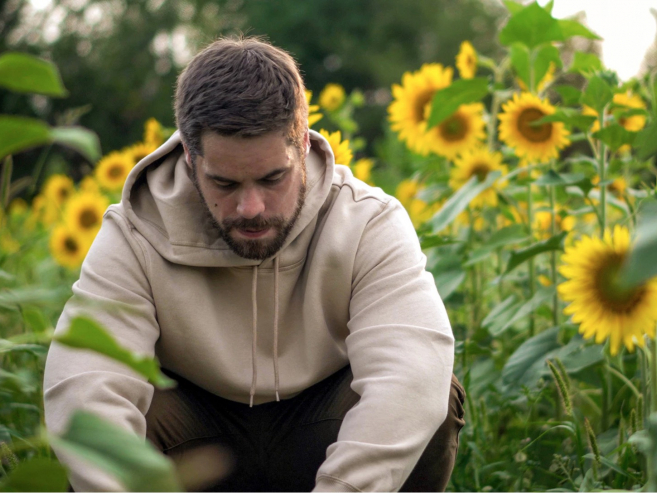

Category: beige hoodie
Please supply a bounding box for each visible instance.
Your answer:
[44,130,455,492]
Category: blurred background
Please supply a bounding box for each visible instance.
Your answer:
[1,0,656,187]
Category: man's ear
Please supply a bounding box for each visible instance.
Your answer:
[304,130,310,157]
[182,142,193,169]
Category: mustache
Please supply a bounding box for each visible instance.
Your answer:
[222,216,287,231]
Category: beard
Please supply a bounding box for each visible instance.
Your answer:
[190,162,306,261]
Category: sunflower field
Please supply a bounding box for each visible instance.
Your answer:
[3,1,657,491]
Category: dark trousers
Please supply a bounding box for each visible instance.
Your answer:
[145,366,465,492]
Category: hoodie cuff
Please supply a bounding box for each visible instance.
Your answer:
[313,476,360,492]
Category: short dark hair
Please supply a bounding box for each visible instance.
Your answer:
[175,35,308,159]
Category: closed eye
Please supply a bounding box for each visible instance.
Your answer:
[260,171,286,185]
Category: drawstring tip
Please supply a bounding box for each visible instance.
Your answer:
[249,394,254,408]
[275,391,280,402]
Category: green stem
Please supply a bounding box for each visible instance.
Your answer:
[527,184,535,336]
[497,248,504,301]
[598,110,608,237]
[487,64,505,150]
[29,144,52,196]
[651,337,657,415]
[548,160,558,327]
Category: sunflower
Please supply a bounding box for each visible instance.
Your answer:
[94,151,134,192]
[424,103,486,160]
[559,225,657,356]
[395,179,439,228]
[64,191,109,238]
[498,92,570,163]
[305,90,323,127]
[352,158,374,185]
[583,91,647,134]
[319,83,346,112]
[143,118,164,147]
[49,224,93,270]
[126,142,157,166]
[80,176,101,194]
[534,206,576,240]
[592,175,627,198]
[449,147,506,208]
[456,41,477,79]
[43,174,74,206]
[388,63,454,155]
[319,129,353,166]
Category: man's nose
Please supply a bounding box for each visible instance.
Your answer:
[236,188,266,219]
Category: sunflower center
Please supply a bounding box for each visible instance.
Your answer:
[79,209,99,229]
[517,108,552,143]
[595,255,647,312]
[439,113,468,142]
[108,165,124,178]
[414,90,435,124]
[64,237,79,254]
[58,187,70,201]
[470,163,491,181]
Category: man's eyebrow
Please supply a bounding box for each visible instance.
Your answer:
[205,167,290,182]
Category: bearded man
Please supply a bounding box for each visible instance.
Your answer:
[44,36,464,492]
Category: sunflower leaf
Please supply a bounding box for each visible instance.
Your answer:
[0,115,52,160]
[569,52,603,75]
[50,126,101,163]
[533,108,596,132]
[554,86,582,106]
[54,316,176,388]
[633,121,657,160]
[581,75,613,114]
[0,52,67,97]
[619,200,657,288]
[498,2,564,49]
[0,457,69,492]
[592,124,637,151]
[533,170,587,187]
[559,19,602,41]
[49,411,182,492]
[430,171,501,233]
[510,44,530,89]
[534,44,562,88]
[504,231,568,275]
[426,77,489,128]
[492,287,556,336]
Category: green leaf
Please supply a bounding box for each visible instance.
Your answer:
[426,78,489,128]
[502,326,560,384]
[481,295,518,329]
[505,231,568,275]
[490,287,556,336]
[620,201,657,288]
[580,75,613,114]
[582,454,630,477]
[488,224,529,248]
[21,306,50,333]
[502,0,524,14]
[559,20,602,40]
[0,52,67,97]
[0,116,51,160]
[419,235,461,249]
[534,44,562,87]
[51,127,101,163]
[431,171,501,233]
[533,108,596,132]
[50,411,182,492]
[54,316,175,388]
[592,124,637,151]
[634,121,657,160]
[464,247,494,267]
[433,266,466,300]
[554,85,582,106]
[510,44,530,88]
[533,170,587,187]
[0,457,69,492]
[499,2,564,49]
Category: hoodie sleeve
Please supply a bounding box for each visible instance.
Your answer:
[314,198,455,492]
[44,210,159,492]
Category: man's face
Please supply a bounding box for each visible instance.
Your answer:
[186,130,308,260]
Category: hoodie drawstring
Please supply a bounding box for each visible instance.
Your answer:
[249,258,281,407]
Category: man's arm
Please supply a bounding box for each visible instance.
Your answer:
[44,210,159,491]
[314,198,454,492]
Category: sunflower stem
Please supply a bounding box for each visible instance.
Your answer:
[548,160,559,327]
[598,110,608,237]
[527,183,536,336]
[651,336,657,415]
[487,63,505,149]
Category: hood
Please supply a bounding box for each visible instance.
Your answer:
[119,129,335,268]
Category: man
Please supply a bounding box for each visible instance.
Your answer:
[44,36,464,492]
